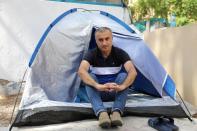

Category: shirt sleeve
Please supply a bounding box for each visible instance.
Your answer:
[118,48,131,64]
[83,51,94,65]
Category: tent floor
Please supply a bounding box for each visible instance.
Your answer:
[11,92,190,127]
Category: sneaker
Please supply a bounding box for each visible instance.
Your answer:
[110,111,123,127]
[98,112,111,128]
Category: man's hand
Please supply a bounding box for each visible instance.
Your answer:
[113,84,127,92]
[95,83,127,92]
[95,83,118,92]
[104,83,117,92]
[95,83,126,92]
[95,83,110,92]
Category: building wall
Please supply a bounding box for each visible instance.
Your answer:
[143,23,197,106]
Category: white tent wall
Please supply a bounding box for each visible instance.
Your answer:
[0,0,130,82]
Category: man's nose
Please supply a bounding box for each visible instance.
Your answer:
[102,40,108,45]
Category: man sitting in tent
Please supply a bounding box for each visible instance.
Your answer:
[78,27,137,128]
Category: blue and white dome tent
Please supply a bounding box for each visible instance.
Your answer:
[11,8,188,128]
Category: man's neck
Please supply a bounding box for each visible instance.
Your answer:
[102,51,110,58]
[102,48,112,58]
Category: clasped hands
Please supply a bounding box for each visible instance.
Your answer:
[95,83,126,92]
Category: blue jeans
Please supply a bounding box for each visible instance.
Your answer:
[86,73,129,116]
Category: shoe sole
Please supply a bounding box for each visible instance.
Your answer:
[99,121,111,128]
[111,120,123,127]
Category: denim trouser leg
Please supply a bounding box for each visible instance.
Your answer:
[85,73,106,116]
[85,73,129,116]
[112,72,129,114]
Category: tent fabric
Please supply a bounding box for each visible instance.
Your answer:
[13,9,187,127]
[21,10,167,105]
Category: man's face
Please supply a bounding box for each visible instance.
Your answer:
[95,30,113,53]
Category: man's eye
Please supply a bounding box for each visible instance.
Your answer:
[99,39,103,42]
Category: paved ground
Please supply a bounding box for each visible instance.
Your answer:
[1,116,196,131]
[0,95,21,127]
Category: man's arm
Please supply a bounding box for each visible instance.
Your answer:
[115,60,137,91]
[78,60,109,91]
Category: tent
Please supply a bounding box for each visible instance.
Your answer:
[11,8,188,128]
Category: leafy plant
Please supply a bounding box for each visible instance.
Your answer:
[125,0,197,26]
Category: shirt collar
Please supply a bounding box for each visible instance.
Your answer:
[96,46,114,58]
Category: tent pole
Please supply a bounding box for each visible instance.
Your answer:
[9,67,28,131]
[176,89,193,122]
